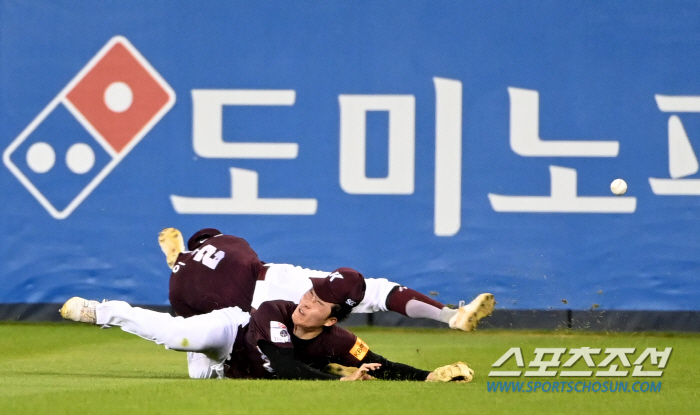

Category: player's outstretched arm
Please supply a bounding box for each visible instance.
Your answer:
[359,350,432,381]
[356,352,474,382]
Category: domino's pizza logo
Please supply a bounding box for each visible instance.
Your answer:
[3,36,175,219]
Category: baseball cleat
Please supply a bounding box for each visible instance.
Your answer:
[158,227,185,269]
[59,297,100,323]
[449,293,495,331]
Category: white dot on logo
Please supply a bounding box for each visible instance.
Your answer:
[26,142,56,173]
[104,81,133,113]
[66,143,96,174]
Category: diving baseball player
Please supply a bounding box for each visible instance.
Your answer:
[60,268,473,382]
[161,227,494,331]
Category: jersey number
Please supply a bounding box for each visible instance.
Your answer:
[191,244,225,270]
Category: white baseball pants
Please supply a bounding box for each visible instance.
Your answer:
[96,301,249,379]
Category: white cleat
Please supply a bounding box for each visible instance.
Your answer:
[158,227,185,269]
[449,293,495,331]
[59,297,99,323]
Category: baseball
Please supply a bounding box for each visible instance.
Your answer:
[610,179,627,195]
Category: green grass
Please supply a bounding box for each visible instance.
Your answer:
[1,322,699,414]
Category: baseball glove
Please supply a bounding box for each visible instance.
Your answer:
[323,363,359,377]
[429,361,474,383]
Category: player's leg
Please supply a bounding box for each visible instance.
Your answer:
[363,281,496,331]
[351,277,399,313]
[96,301,248,358]
[187,352,225,379]
[446,292,496,330]
[254,265,495,331]
[352,278,455,323]
[158,227,185,269]
[251,263,325,309]
[254,267,470,325]
[383,284,448,320]
[60,297,249,378]
[254,266,440,318]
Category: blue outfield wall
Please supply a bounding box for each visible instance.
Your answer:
[1,1,700,312]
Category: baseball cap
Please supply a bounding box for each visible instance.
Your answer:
[187,228,222,250]
[311,267,366,308]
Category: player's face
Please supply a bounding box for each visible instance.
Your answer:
[292,289,336,329]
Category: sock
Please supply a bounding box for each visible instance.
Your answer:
[386,286,451,322]
[439,307,458,323]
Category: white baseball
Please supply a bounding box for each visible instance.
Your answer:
[610,179,627,195]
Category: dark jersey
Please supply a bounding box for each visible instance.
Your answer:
[168,231,264,317]
[228,300,368,379]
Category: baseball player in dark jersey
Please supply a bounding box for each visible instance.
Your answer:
[59,268,473,382]
[161,227,494,332]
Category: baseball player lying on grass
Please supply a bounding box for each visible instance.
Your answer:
[160,227,495,332]
[60,268,476,382]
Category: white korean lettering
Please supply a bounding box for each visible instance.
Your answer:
[524,348,566,377]
[171,168,317,214]
[649,95,700,195]
[596,348,636,377]
[489,88,635,213]
[338,94,415,194]
[632,347,672,377]
[191,89,298,159]
[488,347,525,377]
[489,166,636,213]
[433,77,462,237]
[560,347,601,377]
[171,89,317,215]
[507,87,618,157]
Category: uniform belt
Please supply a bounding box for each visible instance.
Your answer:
[257,265,268,281]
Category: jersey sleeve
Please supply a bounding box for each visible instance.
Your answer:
[361,350,431,381]
[324,325,370,366]
[246,300,295,349]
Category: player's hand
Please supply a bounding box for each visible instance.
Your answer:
[340,363,381,381]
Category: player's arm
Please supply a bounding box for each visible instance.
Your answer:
[360,350,432,381]
[330,332,472,382]
[258,341,342,380]
[333,334,430,381]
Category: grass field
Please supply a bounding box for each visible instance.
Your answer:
[1,322,699,415]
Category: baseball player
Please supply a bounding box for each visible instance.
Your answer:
[161,227,495,331]
[59,268,473,382]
